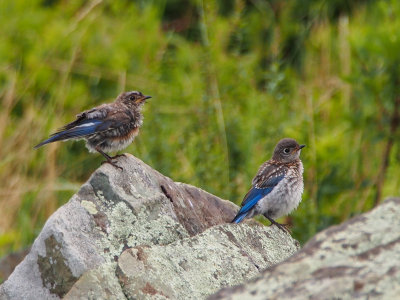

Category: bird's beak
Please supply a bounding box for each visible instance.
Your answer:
[135,95,152,103]
[294,144,306,152]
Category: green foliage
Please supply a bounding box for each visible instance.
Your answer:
[0,0,399,257]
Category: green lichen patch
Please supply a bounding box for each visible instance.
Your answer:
[117,224,299,299]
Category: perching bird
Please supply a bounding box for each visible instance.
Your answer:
[232,138,305,232]
[35,91,151,170]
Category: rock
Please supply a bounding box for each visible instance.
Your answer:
[209,197,400,300]
[0,154,299,299]
[63,262,126,300]
[116,224,298,300]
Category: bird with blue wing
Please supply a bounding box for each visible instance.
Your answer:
[35,91,151,170]
[232,138,305,232]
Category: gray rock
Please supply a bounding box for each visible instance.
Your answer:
[0,154,297,299]
[116,223,299,300]
[63,262,126,300]
[209,197,400,300]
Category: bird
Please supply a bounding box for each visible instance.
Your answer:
[34,91,151,170]
[232,138,305,232]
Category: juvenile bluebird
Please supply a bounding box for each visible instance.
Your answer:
[35,91,151,170]
[232,138,305,232]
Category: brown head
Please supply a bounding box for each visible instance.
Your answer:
[116,91,151,107]
[272,138,305,163]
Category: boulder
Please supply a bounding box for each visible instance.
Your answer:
[209,197,400,300]
[115,224,297,300]
[0,154,299,299]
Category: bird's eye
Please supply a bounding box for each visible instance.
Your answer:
[129,95,136,101]
[283,148,290,154]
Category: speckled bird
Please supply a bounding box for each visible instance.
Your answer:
[232,138,305,232]
[35,91,151,170]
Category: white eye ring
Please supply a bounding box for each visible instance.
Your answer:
[283,148,290,154]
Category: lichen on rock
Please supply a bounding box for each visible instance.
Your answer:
[0,154,299,300]
[209,197,400,300]
[116,223,299,300]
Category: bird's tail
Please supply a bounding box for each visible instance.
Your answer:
[231,212,248,224]
[34,131,71,148]
[34,120,102,149]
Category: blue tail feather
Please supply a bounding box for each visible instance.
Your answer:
[232,213,247,224]
[34,119,102,148]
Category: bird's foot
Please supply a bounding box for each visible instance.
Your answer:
[266,217,291,234]
[101,159,123,171]
[111,153,126,159]
[271,222,291,234]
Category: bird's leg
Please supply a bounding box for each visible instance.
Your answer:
[111,153,126,159]
[264,215,291,234]
[96,147,123,170]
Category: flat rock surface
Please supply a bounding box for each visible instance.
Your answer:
[0,154,299,300]
[209,197,400,300]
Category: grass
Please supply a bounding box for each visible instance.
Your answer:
[1,0,399,257]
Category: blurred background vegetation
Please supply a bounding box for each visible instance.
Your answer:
[1,0,400,258]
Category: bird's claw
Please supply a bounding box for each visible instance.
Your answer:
[272,222,291,234]
[265,216,291,234]
[101,159,123,171]
[111,154,126,159]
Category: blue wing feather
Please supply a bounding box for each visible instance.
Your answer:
[232,174,284,223]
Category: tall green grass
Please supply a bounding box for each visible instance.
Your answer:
[1,0,399,257]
